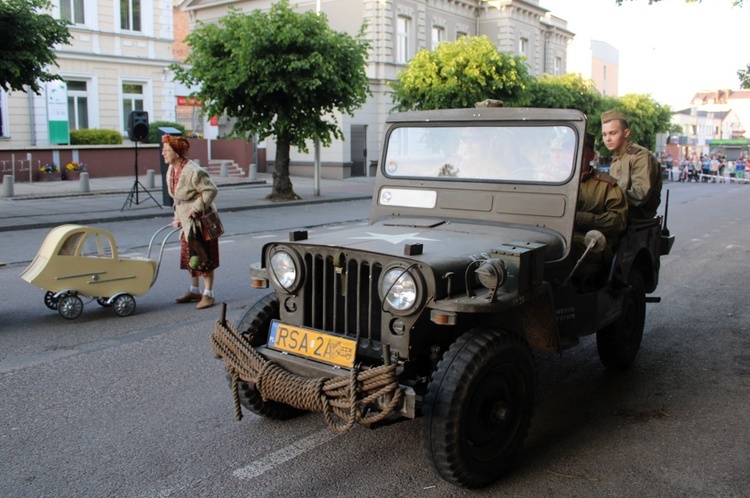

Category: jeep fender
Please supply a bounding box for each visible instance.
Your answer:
[497,286,560,353]
[429,283,560,353]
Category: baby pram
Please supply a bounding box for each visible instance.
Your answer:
[21,224,179,319]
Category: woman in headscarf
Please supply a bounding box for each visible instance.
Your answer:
[162,134,220,309]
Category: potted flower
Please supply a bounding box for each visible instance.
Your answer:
[63,161,86,181]
[38,163,61,182]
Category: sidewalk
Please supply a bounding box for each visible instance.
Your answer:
[0,172,375,232]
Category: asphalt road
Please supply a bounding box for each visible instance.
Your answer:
[1,183,749,497]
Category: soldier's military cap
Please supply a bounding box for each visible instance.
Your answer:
[600,110,629,125]
[475,99,504,108]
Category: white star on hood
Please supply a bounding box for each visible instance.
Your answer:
[349,232,439,245]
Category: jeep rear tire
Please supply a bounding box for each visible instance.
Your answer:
[232,293,302,420]
[596,270,646,369]
[422,328,536,488]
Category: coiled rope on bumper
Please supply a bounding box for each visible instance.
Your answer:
[210,319,404,432]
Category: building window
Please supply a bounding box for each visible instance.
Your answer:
[396,15,411,64]
[519,37,528,55]
[554,57,562,76]
[122,82,145,131]
[431,26,444,51]
[66,80,89,130]
[121,0,141,31]
[61,0,85,24]
[456,30,467,40]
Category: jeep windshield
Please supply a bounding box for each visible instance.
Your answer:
[383,124,577,184]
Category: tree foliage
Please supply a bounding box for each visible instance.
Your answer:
[388,35,671,155]
[147,121,187,143]
[521,73,604,120]
[0,0,71,94]
[738,63,750,89]
[171,1,370,200]
[389,35,531,111]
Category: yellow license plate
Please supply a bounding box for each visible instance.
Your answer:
[268,320,357,368]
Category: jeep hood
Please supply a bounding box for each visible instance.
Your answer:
[287,217,567,264]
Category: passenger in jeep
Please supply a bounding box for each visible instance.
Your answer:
[601,110,662,219]
[573,132,628,265]
[450,128,504,178]
[540,133,577,182]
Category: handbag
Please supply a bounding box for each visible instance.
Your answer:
[199,196,224,240]
[188,224,213,271]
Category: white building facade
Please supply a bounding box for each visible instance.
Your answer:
[688,89,750,138]
[181,0,574,177]
[0,0,177,149]
[666,89,750,160]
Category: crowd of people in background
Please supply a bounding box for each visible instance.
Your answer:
[659,152,748,184]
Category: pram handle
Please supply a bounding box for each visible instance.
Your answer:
[148,224,181,286]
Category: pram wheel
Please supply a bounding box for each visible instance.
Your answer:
[44,291,60,310]
[112,294,136,317]
[96,297,112,307]
[59,295,84,320]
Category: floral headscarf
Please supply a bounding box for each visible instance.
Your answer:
[161,134,190,158]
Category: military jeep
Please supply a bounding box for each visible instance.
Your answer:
[211,107,674,489]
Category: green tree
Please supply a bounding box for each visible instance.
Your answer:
[171,1,370,200]
[0,0,71,94]
[521,73,604,120]
[146,121,187,144]
[597,94,673,154]
[738,63,750,89]
[389,35,531,111]
[669,123,684,135]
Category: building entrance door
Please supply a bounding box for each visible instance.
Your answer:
[350,125,367,177]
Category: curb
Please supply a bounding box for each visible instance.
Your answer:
[0,194,373,233]
[5,180,268,202]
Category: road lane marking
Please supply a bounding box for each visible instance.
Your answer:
[232,429,341,480]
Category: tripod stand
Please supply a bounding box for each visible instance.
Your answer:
[121,140,162,211]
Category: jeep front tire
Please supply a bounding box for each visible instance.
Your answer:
[233,293,302,420]
[422,328,536,488]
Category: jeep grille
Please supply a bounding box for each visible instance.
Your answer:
[302,251,383,348]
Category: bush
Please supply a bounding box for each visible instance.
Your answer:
[147,121,187,143]
[70,129,123,145]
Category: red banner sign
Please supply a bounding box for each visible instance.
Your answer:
[177,96,201,107]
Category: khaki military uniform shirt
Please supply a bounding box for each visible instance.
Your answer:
[609,140,662,219]
[576,169,628,249]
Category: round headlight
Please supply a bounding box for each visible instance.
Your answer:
[476,258,507,290]
[382,267,418,311]
[270,250,297,290]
